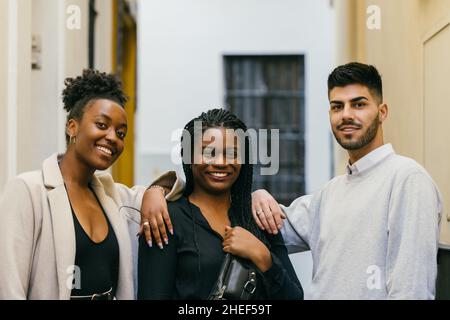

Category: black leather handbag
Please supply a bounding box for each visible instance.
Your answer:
[208,254,258,300]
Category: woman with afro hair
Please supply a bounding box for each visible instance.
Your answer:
[0,69,182,300]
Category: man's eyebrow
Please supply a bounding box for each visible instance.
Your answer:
[349,96,369,103]
[330,97,368,104]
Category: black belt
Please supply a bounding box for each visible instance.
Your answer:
[70,288,114,300]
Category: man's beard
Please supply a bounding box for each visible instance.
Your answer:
[333,115,379,151]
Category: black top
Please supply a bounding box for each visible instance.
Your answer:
[70,194,120,297]
[137,196,303,300]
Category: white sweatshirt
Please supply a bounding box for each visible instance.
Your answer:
[281,144,442,300]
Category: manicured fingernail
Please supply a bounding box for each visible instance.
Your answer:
[169,229,174,235]
[273,230,278,235]
[164,238,169,245]
[158,243,163,249]
[147,240,152,247]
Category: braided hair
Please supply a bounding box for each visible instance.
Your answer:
[62,69,128,145]
[181,108,269,247]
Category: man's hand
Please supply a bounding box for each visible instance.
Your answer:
[222,226,272,272]
[140,186,173,249]
[251,189,286,234]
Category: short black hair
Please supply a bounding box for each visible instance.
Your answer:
[62,69,128,144]
[328,62,383,103]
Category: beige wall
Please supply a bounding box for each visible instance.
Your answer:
[0,0,32,191]
[63,0,114,74]
[364,0,424,163]
[16,0,32,174]
[31,0,67,164]
[333,0,367,174]
[336,0,450,246]
[95,0,113,73]
[1,0,114,192]
[336,0,450,168]
[29,0,89,167]
[65,0,89,78]
[0,0,9,189]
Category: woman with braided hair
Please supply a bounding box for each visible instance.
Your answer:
[0,69,177,300]
[138,108,303,300]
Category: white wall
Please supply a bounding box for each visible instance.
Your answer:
[137,0,336,297]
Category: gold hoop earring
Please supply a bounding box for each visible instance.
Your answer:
[69,135,77,145]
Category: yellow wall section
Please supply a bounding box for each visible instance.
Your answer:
[112,0,136,187]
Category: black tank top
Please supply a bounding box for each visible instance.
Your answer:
[70,195,120,297]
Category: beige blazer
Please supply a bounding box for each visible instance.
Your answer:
[0,153,183,300]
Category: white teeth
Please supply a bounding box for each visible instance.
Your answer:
[96,146,112,155]
[210,172,228,177]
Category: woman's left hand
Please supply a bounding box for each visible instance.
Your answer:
[222,226,272,272]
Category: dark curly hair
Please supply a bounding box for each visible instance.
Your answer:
[181,108,269,248]
[62,69,128,144]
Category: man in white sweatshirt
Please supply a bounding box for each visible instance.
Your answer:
[141,62,442,300]
[251,62,442,299]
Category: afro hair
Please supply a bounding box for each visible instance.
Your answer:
[62,69,128,114]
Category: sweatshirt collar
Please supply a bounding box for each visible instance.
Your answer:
[346,144,395,176]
